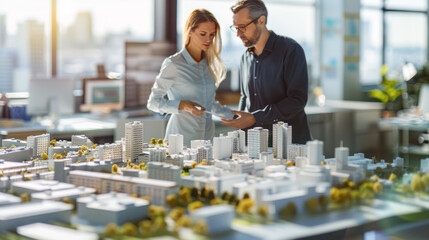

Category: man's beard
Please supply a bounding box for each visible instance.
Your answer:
[242,26,262,47]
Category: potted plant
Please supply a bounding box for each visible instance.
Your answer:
[368,65,403,118]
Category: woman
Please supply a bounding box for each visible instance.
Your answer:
[147,9,234,147]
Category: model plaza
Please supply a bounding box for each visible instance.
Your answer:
[0,120,428,239]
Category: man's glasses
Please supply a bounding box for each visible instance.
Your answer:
[230,16,260,34]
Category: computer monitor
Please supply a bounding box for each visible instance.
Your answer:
[80,78,124,113]
[27,77,75,116]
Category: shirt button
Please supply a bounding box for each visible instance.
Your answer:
[254,76,257,79]
[254,93,257,96]
[256,60,259,63]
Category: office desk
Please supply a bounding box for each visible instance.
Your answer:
[0,113,167,144]
[379,117,429,165]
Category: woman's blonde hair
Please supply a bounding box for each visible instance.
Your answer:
[183,9,226,86]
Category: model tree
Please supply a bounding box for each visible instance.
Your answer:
[150,138,157,145]
[257,205,269,218]
[166,194,177,208]
[157,139,163,145]
[121,222,137,236]
[112,164,119,173]
[139,220,152,235]
[41,153,48,160]
[104,223,118,237]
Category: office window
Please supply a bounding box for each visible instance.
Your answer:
[57,0,154,78]
[0,0,51,92]
[360,8,382,85]
[385,0,427,11]
[361,1,428,86]
[177,0,316,89]
[385,12,427,74]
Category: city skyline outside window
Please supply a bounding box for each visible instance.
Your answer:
[0,0,154,93]
[360,0,428,85]
[57,0,154,77]
[0,0,51,92]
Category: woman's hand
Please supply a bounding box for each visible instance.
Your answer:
[179,101,205,115]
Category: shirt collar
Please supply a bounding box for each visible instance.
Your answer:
[247,31,277,55]
[180,47,206,66]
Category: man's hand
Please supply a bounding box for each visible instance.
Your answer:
[220,110,256,129]
[179,100,205,115]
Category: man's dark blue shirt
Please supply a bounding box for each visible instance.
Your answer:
[238,31,312,144]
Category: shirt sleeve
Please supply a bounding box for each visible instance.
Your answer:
[252,43,308,125]
[147,58,181,114]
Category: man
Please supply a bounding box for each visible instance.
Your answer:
[221,0,312,144]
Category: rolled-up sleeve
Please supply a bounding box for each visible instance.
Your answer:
[147,58,181,114]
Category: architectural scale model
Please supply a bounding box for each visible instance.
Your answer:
[0,121,427,239]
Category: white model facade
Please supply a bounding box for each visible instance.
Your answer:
[213,134,233,160]
[27,133,50,157]
[273,122,292,159]
[248,127,269,159]
[69,170,178,205]
[97,143,122,163]
[0,201,72,232]
[125,121,144,161]
[71,135,92,147]
[147,162,181,183]
[168,134,184,155]
[287,144,307,162]
[227,130,246,153]
[149,147,167,162]
[196,144,212,163]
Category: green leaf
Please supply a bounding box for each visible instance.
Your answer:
[369,89,389,103]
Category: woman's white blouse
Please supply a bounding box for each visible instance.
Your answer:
[147,48,234,147]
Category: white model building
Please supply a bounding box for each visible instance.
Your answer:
[191,205,235,234]
[2,138,27,148]
[329,144,366,184]
[0,146,33,162]
[165,154,184,167]
[27,133,50,157]
[76,192,149,226]
[287,144,307,162]
[0,159,31,172]
[196,144,212,163]
[71,135,92,147]
[147,162,181,183]
[260,152,274,166]
[125,121,144,162]
[227,130,246,153]
[54,159,68,182]
[247,127,269,159]
[69,170,178,206]
[69,159,113,173]
[0,192,20,206]
[213,134,233,160]
[273,122,292,159]
[0,201,72,232]
[97,143,122,163]
[260,182,330,216]
[190,139,211,149]
[296,140,331,184]
[168,134,184,155]
[54,140,72,147]
[149,147,167,162]
[31,186,96,201]
[11,179,75,195]
[17,223,98,240]
[421,158,429,173]
[121,168,148,178]
[48,145,81,159]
